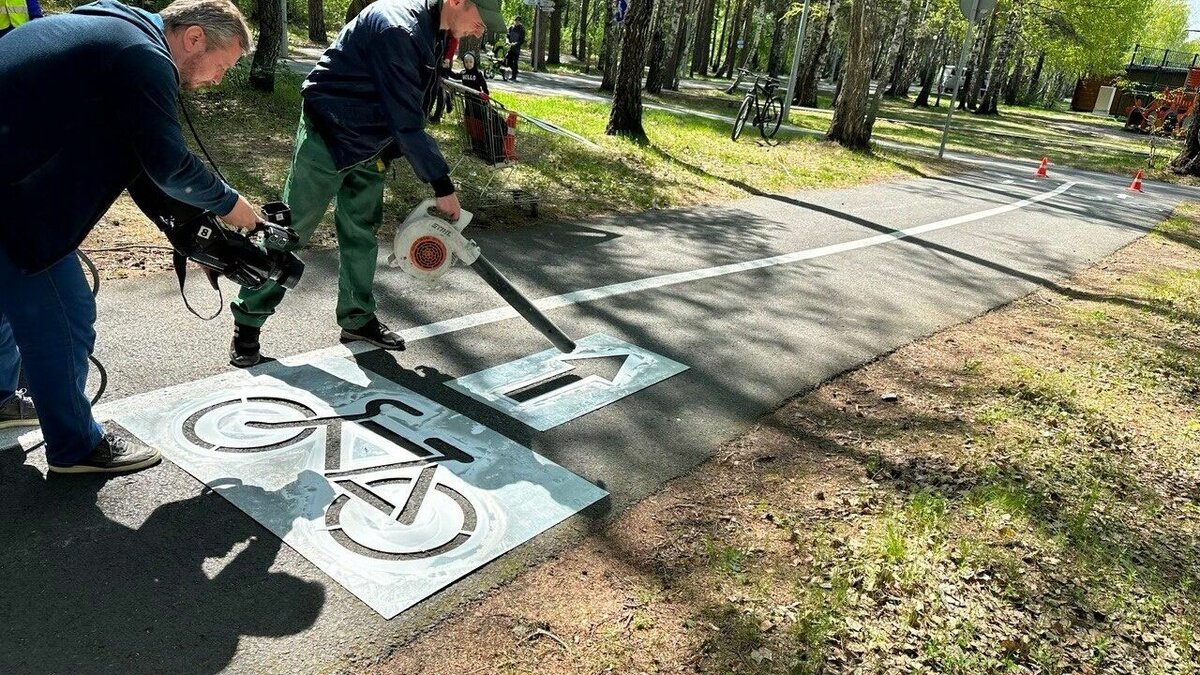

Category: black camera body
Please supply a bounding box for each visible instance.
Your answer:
[127,174,304,291]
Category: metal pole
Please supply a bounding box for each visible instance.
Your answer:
[280,0,288,54]
[533,9,542,71]
[780,0,812,121]
[937,9,976,159]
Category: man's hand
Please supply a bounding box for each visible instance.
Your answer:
[436,193,462,222]
[220,195,263,231]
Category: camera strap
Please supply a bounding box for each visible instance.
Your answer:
[173,251,224,321]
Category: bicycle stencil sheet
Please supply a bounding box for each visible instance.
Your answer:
[105,355,608,618]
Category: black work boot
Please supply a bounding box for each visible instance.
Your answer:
[229,323,262,368]
[340,317,406,351]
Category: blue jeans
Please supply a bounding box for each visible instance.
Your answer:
[0,246,103,465]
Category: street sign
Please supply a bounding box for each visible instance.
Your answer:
[615,0,628,23]
[108,355,607,619]
[958,0,996,23]
[447,333,688,431]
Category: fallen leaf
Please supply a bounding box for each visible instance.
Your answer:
[749,647,773,664]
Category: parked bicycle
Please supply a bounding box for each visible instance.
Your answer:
[731,68,784,142]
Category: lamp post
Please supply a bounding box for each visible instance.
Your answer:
[780,0,812,122]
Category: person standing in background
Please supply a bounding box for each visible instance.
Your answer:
[505,15,524,81]
[0,0,44,38]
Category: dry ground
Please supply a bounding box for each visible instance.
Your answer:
[358,208,1200,674]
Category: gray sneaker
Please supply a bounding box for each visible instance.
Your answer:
[48,424,162,475]
[0,389,38,430]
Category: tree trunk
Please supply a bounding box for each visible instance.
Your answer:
[607,0,656,136]
[549,0,565,64]
[976,2,1020,115]
[1171,108,1200,174]
[1042,70,1065,109]
[571,0,581,57]
[966,12,997,109]
[891,0,932,97]
[664,4,689,89]
[824,44,841,79]
[578,0,594,63]
[795,0,840,107]
[250,0,283,91]
[1003,46,1024,106]
[884,5,915,95]
[718,0,746,77]
[955,16,985,110]
[692,0,715,75]
[826,0,872,150]
[646,29,666,93]
[711,0,731,73]
[912,25,946,108]
[864,0,911,129]
[307,0,326,43]
[536,11,550,69]
[1025,51,1044,105]
[599,8,619,90]
[766,0,788,77]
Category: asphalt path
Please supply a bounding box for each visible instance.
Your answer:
[1,157,1190,673]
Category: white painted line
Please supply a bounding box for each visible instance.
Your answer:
[294,181,1077,364]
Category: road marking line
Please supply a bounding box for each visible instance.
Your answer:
[0,181,1076,434]
[296,181,1077,364]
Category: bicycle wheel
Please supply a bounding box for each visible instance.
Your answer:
[732,96,752,141]
[760,96,783,140]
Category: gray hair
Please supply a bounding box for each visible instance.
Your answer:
[160,0,253,52]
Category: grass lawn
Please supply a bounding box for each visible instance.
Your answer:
[655,83,1192,183]
[370,204,1200,675]
[84,64,945,278]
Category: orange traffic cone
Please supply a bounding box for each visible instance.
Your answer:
[1034,156,1049,178]
[1128,169,1145,193]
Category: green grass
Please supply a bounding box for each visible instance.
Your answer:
[651,83,1193,182]
[183,73,940,232]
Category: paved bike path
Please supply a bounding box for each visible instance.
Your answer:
[0,162,1188,673]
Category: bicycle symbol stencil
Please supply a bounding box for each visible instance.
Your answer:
[104,357,608,617]
[182,395,481,561]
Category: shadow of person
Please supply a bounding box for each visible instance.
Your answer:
[0,448,325,675]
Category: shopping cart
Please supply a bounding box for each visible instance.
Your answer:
[439,79,540,217]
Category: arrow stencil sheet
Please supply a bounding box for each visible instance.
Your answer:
[446,334,688,431]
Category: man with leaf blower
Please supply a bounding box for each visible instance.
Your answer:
[0,0,263,474]
[227,0,509,367]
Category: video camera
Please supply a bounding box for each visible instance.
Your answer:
[127,174,304,292]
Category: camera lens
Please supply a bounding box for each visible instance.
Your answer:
[274,254,305,290]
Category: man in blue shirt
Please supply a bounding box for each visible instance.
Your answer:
[0,0,261,474]
[228,0,507,367]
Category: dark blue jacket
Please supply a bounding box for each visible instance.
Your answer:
[0,0,238,273]
[302,0,454,196]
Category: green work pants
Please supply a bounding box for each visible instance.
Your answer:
[231,111,387,330]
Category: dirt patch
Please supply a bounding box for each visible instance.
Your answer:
[360,209,1200,674]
